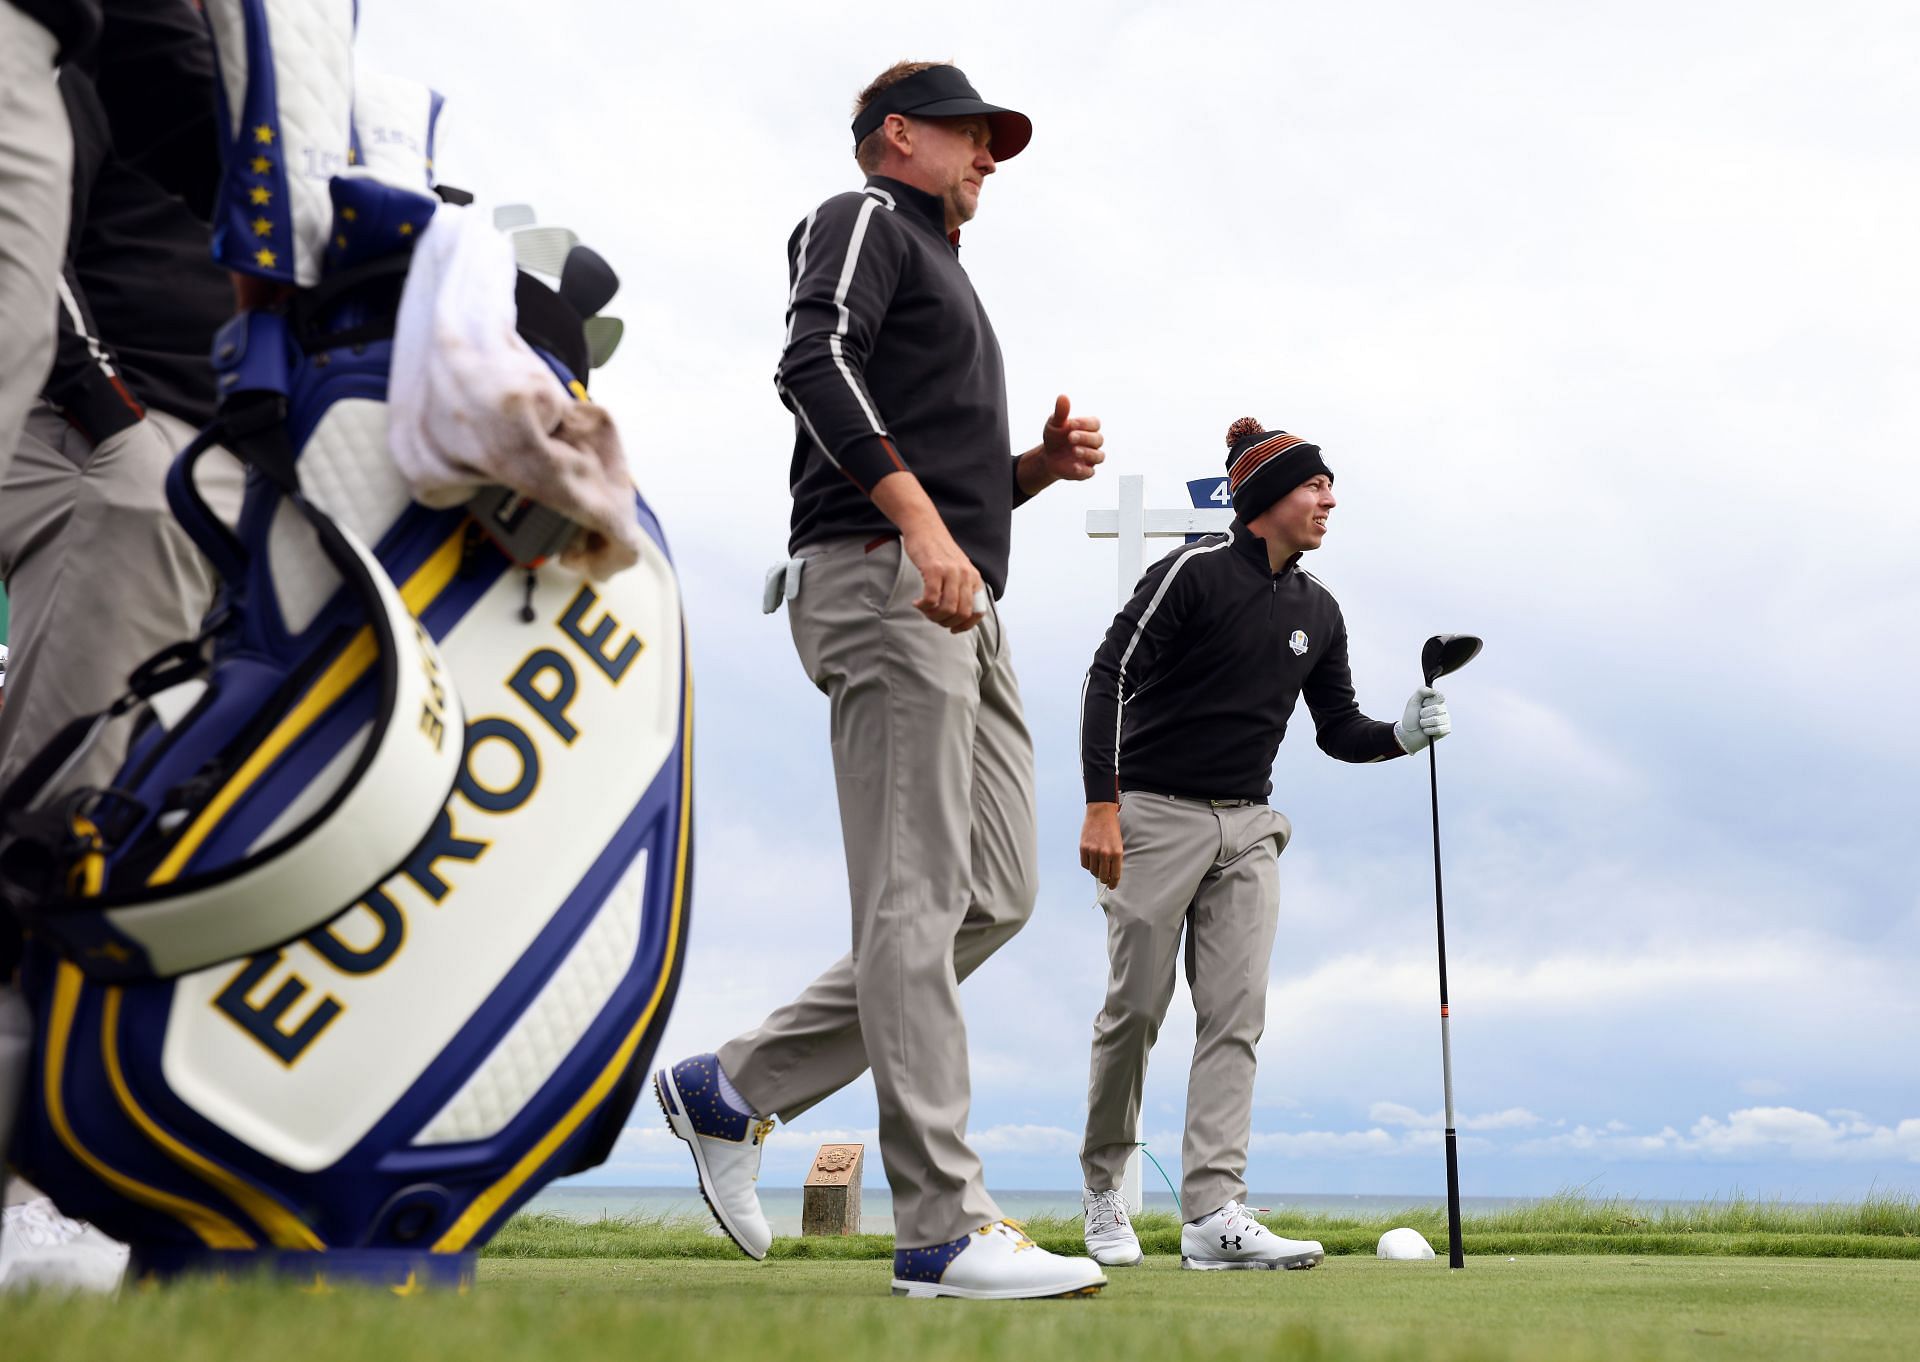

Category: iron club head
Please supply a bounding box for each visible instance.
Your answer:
[1421,634,1484,686]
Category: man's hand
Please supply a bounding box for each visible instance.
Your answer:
[872,470,986,632]
[1080,801,1124,889]
[1394,686,1452,754]
[1017,395,1105,496]
[1041,394,1104,480]
[901,521,986,633]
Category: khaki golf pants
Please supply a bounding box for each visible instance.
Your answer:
[0,406,247,793]
[0,407,245,1202]
[718,536,1038,1249]
[1080,791,1291,1222]
[0,8,69,477]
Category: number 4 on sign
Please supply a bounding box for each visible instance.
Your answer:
[1085,474,1235,604]
[1195,477,1232,507]
[1188,478,1231,544]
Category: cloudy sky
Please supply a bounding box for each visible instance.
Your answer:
[360,1,1918,1201]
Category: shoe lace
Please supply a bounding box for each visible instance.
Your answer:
[979,1219,1036,1252]
[747,1118,775,1184]
[1085,1190,1130,1234]
[2,1200,85,1250]
[1216,1201,1264,1236]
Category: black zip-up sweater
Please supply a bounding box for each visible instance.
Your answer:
[776,176,1027,597]
[43,9,229,442]
[1081,521,1405,804]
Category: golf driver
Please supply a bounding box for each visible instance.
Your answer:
[1421,632,1482,1270]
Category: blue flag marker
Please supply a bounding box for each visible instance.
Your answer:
[1186,477,1231,542]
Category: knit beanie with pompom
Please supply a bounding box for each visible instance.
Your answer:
[1221,416,1332,520]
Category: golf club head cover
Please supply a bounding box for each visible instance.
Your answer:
[351,67,447,194]
[203,0,356,288]
[5,174,693,1291]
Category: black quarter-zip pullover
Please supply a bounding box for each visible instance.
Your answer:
[776,176,1026,596]
[1080,520,1405,804]
[42,12,229,442]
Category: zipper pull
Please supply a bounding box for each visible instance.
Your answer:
[520,569,537,623]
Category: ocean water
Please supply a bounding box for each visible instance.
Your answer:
[524,1186,1580,1238]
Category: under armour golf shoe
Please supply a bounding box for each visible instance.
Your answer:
[655,1054,774,1260]
[1081,1188,1144,1266]
[892,1221,1108,1300]
[1180,1201,1323,1271]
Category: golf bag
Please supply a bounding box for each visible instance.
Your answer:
[0,170,693,1286]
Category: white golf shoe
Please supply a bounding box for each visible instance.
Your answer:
[655,1054,774,1260]
[1081,1188,1143,1266]
[1180,1201,1323,1271]
[892,1221,1108,1300]
[0,1198,130,1294]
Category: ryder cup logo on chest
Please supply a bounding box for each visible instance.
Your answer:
[1289,629,1309,657]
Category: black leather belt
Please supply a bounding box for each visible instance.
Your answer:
[1124,787,1263,809]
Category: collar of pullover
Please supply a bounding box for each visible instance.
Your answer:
[1229,518,1302,579]
[865,176,962,248]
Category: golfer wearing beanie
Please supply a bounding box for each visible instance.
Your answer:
[1073,418,1453,1270]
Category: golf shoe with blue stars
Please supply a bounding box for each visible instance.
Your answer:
[891,1221,1107,1300]
[655,1054,774,1259]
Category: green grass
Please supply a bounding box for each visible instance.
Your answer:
[484,1191,1920,1262]
[5,1256,1919,1362]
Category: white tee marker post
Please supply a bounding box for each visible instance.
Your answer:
[1084,474,1235,1214]
[1085,475,1235,602]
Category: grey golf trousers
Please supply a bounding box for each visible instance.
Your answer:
[0,407,247,793]
[0,19,73,1241]
[0,407,246,1202]
[718,536,1038,1249]
[0,8,68,478]
[1080,791,1291,1222]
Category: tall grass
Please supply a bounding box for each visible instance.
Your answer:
[484,1190,1920,1261]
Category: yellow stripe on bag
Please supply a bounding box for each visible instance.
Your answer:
[432,653,695,1253]
[148,527,468,887]
[43,963,256,1250]
[102,987,325,1250]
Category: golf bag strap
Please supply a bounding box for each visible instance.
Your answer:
[0,366,466,980]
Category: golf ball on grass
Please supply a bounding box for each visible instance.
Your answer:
[1376,1227,1436,1259]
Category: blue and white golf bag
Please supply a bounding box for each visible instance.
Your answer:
[0,2,691,1287]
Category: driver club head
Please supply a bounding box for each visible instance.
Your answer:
[1421,634,1484,686]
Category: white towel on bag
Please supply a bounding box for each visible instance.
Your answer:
[387,203,642,578]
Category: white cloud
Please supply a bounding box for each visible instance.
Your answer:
[1470,686,1643,799]
[1514,1108,1920,1163]
[968,1125,1082,1156]
[1369,1102,1542,1131]
[605,1120,1085,1170]
[1270,937,1909,1023]
[1248,1128,1411,1158]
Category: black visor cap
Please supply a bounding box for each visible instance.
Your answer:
[851,65,1033,161]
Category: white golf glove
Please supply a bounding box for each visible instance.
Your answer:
[1394,686,1451,754]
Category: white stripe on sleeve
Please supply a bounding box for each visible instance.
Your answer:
[828,197,888,438]
[781,208,819,350]
[1110,531,1235,783]
[55,275,119,379]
